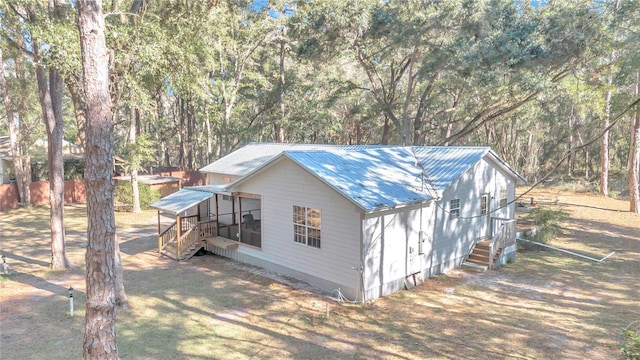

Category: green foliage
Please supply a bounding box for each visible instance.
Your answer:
[523,207,567,243]
[114,181,160,210]
[63,159,85,180]
[2,0,639,197]
[122,134,156,172]
[621,323,640,360]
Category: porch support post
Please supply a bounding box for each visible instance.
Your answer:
[176,214,182,260]
[231,195,236,225]
[215,194,219,219]
[215,193,220,233]
[197,203,201,242]
[238,195,243,242]
[157,210,161,253]
[490,216,494,238]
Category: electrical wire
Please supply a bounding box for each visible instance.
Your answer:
[409,95,640,221]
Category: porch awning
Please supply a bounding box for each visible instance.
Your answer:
[149,188,214,215]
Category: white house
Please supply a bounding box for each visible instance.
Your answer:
[151,143,525,301]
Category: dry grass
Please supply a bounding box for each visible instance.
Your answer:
[1,188,638,359]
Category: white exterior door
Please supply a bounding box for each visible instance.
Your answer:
[481,193,491,239]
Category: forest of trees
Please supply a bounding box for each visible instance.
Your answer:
[2,0,639,356]
[3,0,640,205]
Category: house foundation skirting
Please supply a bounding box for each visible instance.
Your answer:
[206,245,360,301]
[208,245,508,303]
[496,244,517,267]
[363,254,467,301]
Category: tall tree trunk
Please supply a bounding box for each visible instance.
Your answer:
[68,81,87,147]
[78,0,119,357]
[178,99,185,168]
[205,102,212,163]
[381,115,392,145]
[567,102,575,177]
[187,99,194,169]
[14,59,33,206]
[277,38,286,142]
[601,84,612,196]
[49,0,71,269]
[630,70,640,214]
[601,0,619,196]
[130,108,141,214]
[1,47,30,207]
[32,41,70,269]
[114,235,127,307]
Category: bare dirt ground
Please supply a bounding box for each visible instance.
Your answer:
[1,188,638,359]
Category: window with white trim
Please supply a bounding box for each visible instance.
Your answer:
[499,188,508,208]
[450,199,460,218]
[481,194,489,215]
[293,205,321,248]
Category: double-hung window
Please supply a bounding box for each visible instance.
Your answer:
[481,194,489,215]
[293,206,321,249]
[499,188,508,208]
[450,199,460,218]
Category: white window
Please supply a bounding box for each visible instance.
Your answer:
[499,188,508,208]
[293,206,321,248]
[481,194,489,215]
[450,199,460,218]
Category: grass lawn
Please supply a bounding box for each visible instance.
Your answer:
[1,188,638,359]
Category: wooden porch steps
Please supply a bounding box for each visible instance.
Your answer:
[160,240,204,261]
[464,240,501,269]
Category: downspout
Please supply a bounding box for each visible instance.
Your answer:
[430,200,439,277]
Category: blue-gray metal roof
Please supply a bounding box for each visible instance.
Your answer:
[149,188,214,214]
[282,146,493,211]
[195,143,525,213]
[186,184,230,194]
[199,142,385,176]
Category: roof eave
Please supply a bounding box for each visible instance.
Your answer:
[364,197,433,214]
[485,150,527,184]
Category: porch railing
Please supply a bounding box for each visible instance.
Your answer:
[159,221,177,251]
[158,214,199,252]
[176,227,199,260]
[489,217,516,269]
[159,218,220,260]
[199,219,218,238]
[180,215,198,232]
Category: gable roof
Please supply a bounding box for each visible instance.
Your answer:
[199,142,384,177]
[227,145,525,212]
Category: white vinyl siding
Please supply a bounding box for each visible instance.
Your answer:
[433,158,516,270]
[228,158,362,293]
[362,202,435,298]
